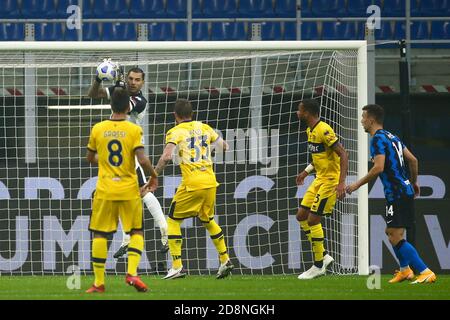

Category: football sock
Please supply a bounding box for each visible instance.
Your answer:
[393,243,409,269]
[203,220,229,264]
[310,223,325,268]
[92,237,107,287]
[395,239,428,273]
[299,220,312,242]
[127,234,144,276]
[143,192,167,231]
[167,217,183,269]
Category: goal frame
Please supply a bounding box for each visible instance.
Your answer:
[0,40,369,276]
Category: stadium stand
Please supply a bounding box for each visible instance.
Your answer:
[35,23,64,41]
[193,22,210,41]
[322,21,357,40]
[418,0,450,17]
[148,22,173,41]
[0,0,21,19]
[274,0,301,18]
[261,22,283,41]
[174,22,187,41]
[102,22,136,41]
[166,0,186,18]
[202,0,238,18]
[311,0,347,17]
[238,0,275,18]
[211,22,247,41]
[92,0,130,18]
[0,23,24,41]
[130,0,165,18]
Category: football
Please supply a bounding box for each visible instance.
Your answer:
[96,59,118,82]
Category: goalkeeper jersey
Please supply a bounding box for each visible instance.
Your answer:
[165,120,219,191]
[307,121,340,182]
[107,86,147,126]
[87,119,144,200]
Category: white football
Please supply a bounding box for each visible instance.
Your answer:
[96,60,118,82]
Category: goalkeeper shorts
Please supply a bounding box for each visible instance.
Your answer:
[168,185,216,223]
[89,197,143,235]
[300,178,337,216]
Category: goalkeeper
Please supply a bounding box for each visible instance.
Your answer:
[88,61,168,256]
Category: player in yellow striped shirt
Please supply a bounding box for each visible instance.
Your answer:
[85,87,158,293]
[147,99,233,279]
[295,98,348,280]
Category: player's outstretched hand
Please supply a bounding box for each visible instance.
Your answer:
[345,183,358,195]
[296,171,308,186]
[147,176,158,193]
[336,182,346,200]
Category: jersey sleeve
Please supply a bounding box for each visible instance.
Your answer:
[321,124,338,147]
[129,96,147,114]
[204,124,219,143]
[133,126,145,151]
[371,135,386,156]
[165,127,181,145]
[87,125,97,152]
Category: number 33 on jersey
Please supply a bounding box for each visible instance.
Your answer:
[165,120,219,191]
[87,119,144,200]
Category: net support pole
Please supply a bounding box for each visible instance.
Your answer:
[357,44,369,276]
[24,24,36,164]
[250,24,263,165]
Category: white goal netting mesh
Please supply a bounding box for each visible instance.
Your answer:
[0,48,360,275]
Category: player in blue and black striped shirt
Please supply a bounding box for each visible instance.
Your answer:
[346,104,436,284]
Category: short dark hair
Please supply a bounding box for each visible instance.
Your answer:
[174,99,193,119]
[127,67,145,80]
[362,104,385,124]
[111,87,130,113]
[301,98,320,116]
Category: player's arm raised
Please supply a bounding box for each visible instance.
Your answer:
[346,154,385,194]
[87,77,108,99]
[154,143,176,176]
[403,147,419,197]
[332,142,349,200]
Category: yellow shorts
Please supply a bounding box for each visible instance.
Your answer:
[300,178,337,216]
[89,197,143,235]
[169,185,216,223]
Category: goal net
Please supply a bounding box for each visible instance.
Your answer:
[0,41,368,276]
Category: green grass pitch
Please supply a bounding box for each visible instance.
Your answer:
[0,275,448,300]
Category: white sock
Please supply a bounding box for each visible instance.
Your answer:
[121,232,130,247]
[420,268,431,274]
[143,192,167,231]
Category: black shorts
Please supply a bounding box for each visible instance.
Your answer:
[384,196,415,228]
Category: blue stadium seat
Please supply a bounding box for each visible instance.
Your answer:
[322,21,357,40]
[202,0,238,17]
[193,23,210,41]
[174,22,187,41]
[412,21,429,40]
[92,0,129,18]
[130,0,165,18]
[166,0,186,18]
[56,0,80,18]
[0,0,20,18]
[148,23,173,41]
[102,22,136,41]
[431,21,450,39]
[35,23,63,41]
[64,25,80,41]
[21,0,57,18]
[192,0,203,17]
[0,23,24,41]
[275,0,297,17]
[419,0,450,17]
[261,22,282,40]
[311,0,346,17]
[300,22,319,40]
[82,0,94,19]
[238,0,274,17]
[82,23,101,41]
[374,21,394,40]
[431,21,450,48]
[211,22,247,41]
[347,0,382,17]
[393,21,406,40]
[284,22,297,40]
[382,0,404,16]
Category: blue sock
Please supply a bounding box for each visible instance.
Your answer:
[392,244,409,269]
[395,239,428,273]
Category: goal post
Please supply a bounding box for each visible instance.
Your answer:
[0,41,369,276]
